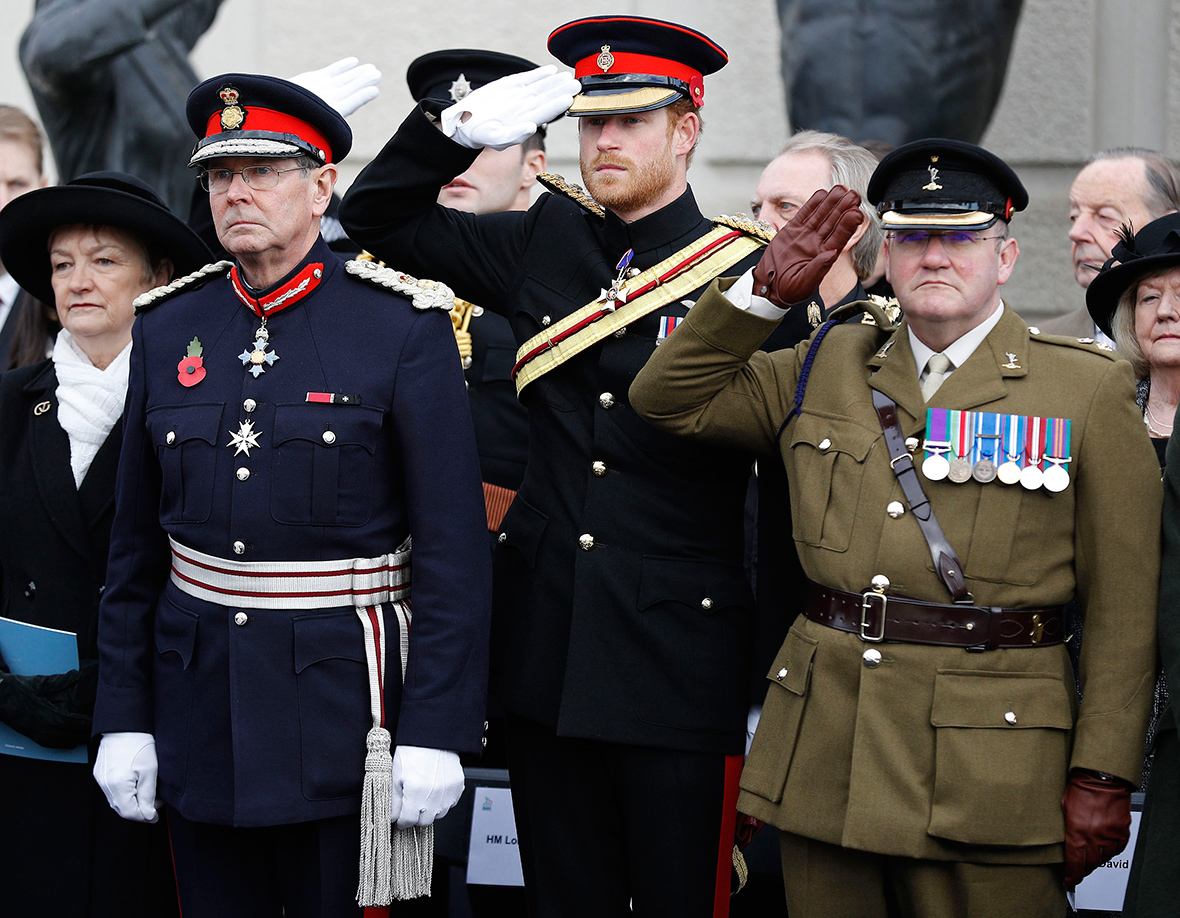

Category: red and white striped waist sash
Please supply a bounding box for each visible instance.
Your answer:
[169,537,412,610]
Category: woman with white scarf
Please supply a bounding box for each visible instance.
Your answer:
[0,171,209,917]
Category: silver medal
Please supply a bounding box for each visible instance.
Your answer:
[948,458,973,484]
[972,459,997,483]
[1043,462,1070,492]
[922,453,950,481]
[1020,464,1044,490]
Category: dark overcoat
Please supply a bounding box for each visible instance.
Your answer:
[0,358,177,916]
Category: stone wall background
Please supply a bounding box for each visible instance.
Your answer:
[1,0,1176,321]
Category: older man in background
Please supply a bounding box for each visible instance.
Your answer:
[1044,148,1180,341]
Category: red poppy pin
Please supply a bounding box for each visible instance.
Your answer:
[178,337,207,387]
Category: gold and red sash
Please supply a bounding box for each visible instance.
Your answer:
[512,221,766,396]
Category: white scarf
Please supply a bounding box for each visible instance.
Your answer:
[52,329,131,488]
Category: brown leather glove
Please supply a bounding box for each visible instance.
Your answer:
[751,185,865,308]
[1061,768,1133,887]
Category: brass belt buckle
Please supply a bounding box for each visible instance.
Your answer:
[860,591,887,642]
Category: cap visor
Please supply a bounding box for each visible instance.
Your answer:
[880,209,999,232]
[568,86,681,116]
[189,137,304,167]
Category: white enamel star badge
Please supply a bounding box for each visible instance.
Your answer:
[228,419,261,456]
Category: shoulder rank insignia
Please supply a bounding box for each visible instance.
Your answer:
[536,172,606,218]
[344,259,455,312]
[1028,329,1120,360]
[134,260,234,314]
[713,213,775,245]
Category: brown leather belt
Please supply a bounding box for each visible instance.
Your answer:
[803,582,1066,650]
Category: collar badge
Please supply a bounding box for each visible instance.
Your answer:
[1002,351,1021,369]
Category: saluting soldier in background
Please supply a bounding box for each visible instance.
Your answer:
[89,73,491,916]
[342,15,772,918]
[632,141,1160,917]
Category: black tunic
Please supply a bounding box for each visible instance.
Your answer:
[341,106,766,755]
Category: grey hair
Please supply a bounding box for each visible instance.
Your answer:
[778,130,883,280]
[1089,148,1180,222]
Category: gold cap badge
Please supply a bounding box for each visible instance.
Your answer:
[219,85,245,131]
[597,44,614,72]
[449,74,472,102]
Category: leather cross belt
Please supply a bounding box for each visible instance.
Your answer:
[803,582,1066,650]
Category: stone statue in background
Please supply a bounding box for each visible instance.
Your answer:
[20,0,225,216]
[778,0,1023,146]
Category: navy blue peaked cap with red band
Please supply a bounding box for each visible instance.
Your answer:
[186,73,352,168]
[867,138,1028,232]
[548,15,727,115]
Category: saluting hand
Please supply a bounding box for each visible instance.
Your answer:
[751,186,865,309]
[442,65,582,152]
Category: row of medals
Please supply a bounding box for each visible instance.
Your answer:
[920,443,1070,492]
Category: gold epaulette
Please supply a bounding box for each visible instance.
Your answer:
[713,213,775,245]
[133,260,234,314]
[536,172,605,218]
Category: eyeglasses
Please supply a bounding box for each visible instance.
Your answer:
[887,229,1006,255]
[198,164,306,194]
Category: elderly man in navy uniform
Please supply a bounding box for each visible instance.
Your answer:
[632,142,1160,916]
[89,73,491,917]
[342,15,770,918]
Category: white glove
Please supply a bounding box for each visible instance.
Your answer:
[390,745,464,828]
[289,57,382,118]
[94,731,159,823]
[441,65,581,151]
[745,704,762,759]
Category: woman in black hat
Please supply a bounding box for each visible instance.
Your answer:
[1086,213,1180,469]
[1087,213,1180,918]
[0,172,209,917]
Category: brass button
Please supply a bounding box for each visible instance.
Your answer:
[592,461,607,477]
[579,533,595,551]
[870,574,890,592]
[701,597,714,610]
[234,612,248,626]
[887,501,905,519]
[1028,326,1041,335]
[541,315,552,326]
[322,430,336,445]
[1005,711,1018,725]
[472,305,484,317]
[599,392,616,409]
[497,532,507,544]
[776,667,788,680]
[236,467,250,481]
[243,398,257,413]
[904,437,919,452]
[818,438,831,450]
[165,431,176,445]
[863,648,882,668]
[232,540,245,555]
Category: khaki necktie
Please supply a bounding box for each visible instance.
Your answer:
[921,353,954,401]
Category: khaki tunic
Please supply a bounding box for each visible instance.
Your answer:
[630,281,1160,865]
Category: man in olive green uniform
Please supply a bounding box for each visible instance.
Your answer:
[631,140,1160,917]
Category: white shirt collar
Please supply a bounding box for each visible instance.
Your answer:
[908,299,1007,377]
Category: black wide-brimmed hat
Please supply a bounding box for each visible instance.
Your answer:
[0,171,212,305]
[408,49,540,104]
[186,72,352,168]
[1086,213,1180,337]
[548,15,727,116]
[867,138,1028,232]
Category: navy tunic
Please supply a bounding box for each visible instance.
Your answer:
[91,237,491,827]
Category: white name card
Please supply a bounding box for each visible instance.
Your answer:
[466,786,525,887]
